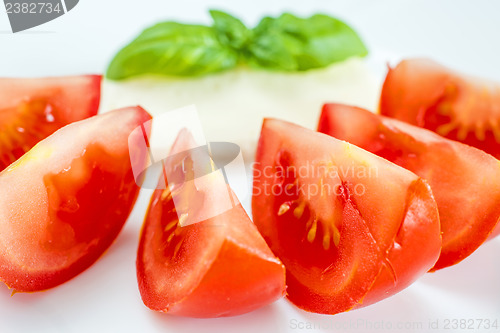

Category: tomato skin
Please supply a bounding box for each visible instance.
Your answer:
[168,240,285,317]
[252,119,440,314]
[358,178,441,306]
[0,75,102,172]
[283,201,383,314]
[138,192,286,317]
[319,104,500,270]
[380,58,500,159]
[0,106,151,292]
[137,130,286,318]
[489,224,500,240]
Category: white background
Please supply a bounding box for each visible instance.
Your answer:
[1,1,500,333]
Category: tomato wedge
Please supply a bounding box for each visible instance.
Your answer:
[318,103,500,270]
[0,106,151,292]
[380,58,500,159]
[137,129,286,318]
[252,119,441,314]
[0,75,101,172]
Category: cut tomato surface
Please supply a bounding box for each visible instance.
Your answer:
[380,58,500,159]
[0,106,151,292]
[252,119,441,314]
[319,103,500,270]
[137,129,286,318]
[0,75,101,172]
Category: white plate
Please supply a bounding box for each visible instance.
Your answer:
[1,1,499,333]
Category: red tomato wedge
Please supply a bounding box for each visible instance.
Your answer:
[0,106,151,292]
[318,104,500,270]
[252,119,441,314]
[0,75,101,172]
[380,58,500,159]
[137,129,286,318]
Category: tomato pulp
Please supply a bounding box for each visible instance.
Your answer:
[252,119,441,314]
[0,75,101,171]
[319,103,500,270]
[0,106,151,292]
[380,58,500,159]
[137,129,286,317]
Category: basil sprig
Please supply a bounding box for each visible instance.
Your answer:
[106,10,368,80]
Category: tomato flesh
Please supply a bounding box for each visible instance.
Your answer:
[380,58,500,159]
[0,75,101,171]
[137,130,286,318]
[319,104,500,270]
[252,119,441,314]
[0,106,150,292]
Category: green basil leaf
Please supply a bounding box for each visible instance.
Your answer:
[296,14,368,69]
[210,9,250,50]
[106,10,368,79]
[249,13,368,71]
[247,33,300,71]
[106,22,238,79]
